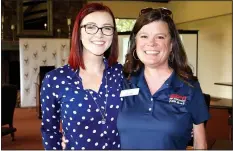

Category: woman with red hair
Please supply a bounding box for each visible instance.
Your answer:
[40,3,122,150]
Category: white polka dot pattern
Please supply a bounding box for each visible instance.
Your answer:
[40,61,123,150]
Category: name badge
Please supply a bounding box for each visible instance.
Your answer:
[120,88,139,97]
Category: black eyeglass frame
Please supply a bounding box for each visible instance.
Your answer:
[139,7,173,19]
[80,24,115,36]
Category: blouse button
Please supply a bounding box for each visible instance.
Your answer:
[149,108,152,111]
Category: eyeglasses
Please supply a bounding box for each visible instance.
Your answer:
[139,7,173,19]
[80,24,115,36]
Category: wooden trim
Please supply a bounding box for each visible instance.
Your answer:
[178,30,199,34]
[118,31,131,35]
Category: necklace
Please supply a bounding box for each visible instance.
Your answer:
[77,70,108,125]
[88,75,108,124]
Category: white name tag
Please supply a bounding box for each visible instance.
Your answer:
[120,88,139,97]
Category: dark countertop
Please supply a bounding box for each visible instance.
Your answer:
[210,97,232,109]
[214,82,232,86]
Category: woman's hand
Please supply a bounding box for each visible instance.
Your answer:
[61,135,67,150]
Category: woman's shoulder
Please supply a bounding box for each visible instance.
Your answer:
[43,64,73,80]
[173,73,199,89]
[45,64,66,74]
[110,62,123,71]
[108,62,124,77]
[183,78,201,90]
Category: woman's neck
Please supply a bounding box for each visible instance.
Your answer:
[144,65,173,80]
[144,65,173,95]
[81,51,105,75]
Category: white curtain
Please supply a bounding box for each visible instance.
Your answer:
[19,38,70,107]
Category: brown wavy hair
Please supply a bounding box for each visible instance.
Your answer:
[123,9,197,81]
[68,3,119,70]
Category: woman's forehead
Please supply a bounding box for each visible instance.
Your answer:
[138,21,169,35]
[81,11,114,26]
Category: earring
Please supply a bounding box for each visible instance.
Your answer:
[133,49,139,60]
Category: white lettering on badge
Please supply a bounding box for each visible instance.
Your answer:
[120,88,139,97]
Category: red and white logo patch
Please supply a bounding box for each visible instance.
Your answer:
[169,94,187,105]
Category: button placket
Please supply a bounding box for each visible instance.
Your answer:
[148,97,154,112]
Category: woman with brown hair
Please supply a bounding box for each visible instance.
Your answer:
[117,7,210,149]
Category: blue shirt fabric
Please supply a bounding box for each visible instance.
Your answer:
[117,68,210,150]
[40,60,123,150]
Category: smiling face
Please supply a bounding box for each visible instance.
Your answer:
[80,11,114,57]
[135,20,172,68]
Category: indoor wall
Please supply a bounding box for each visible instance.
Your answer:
[176,14,232,99]
[87,0,232,99]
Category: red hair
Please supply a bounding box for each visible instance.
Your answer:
[68,3,119,70]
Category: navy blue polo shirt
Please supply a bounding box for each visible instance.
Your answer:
[117,69,210,150]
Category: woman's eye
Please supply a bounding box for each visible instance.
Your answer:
[157,36,165,39]
[104,27,113,31]
[86,25,96,29]
[140,35,147,38]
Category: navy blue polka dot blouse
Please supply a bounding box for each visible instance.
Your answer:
[40,60,123,150]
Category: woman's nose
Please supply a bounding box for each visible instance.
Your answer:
[95,29,104,37]
[147,38,157,46]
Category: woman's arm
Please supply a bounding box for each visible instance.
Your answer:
[193,123,207,149]
[186,81,210,149]
[40,73,62,150]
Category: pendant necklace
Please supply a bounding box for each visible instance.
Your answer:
[88,75,108,124]
[76,68,108,124]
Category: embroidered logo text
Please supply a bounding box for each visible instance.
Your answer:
[169,94,187,105]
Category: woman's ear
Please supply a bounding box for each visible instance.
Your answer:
[169,41,173,52]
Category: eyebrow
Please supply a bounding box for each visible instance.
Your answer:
[103,23,114,26]
[138,32,168,36]
[84,22,114,26]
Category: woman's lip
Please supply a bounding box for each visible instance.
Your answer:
[144,50,160,55]
[91,41,105,45]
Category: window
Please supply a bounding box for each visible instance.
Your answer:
[115,18,136,32]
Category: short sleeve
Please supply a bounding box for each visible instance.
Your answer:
[186,82,211,125]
